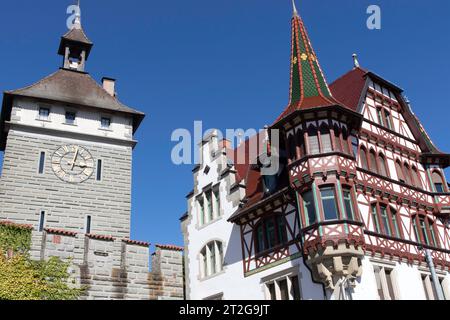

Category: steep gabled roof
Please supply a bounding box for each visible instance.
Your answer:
[330,67,449,163]
[329,67,368,111]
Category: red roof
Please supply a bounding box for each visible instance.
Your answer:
[329,67,368,111]
[122,239,150,247]
[155,244,184,252]
[86,233,115,241]
[44,228,78,237]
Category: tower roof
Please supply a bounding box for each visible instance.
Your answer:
[274,2,341,124]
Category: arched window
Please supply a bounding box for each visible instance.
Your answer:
[341,127,351,154]
[200,240,224,278]
[319,124,332,153]
[403,163,413,186]
[302,190,317,226]
[378,153,389,177]
[411,166,422,189]
[360,147,369,170]
[296,128,306,159]
[412,215,439,247]
[319,186,339,221]
[395,160,405,183]
[307,125,320,155]
[255,215,287,254]
[369,150,378,174]
[432,171,446,193]
[333,124,343,153]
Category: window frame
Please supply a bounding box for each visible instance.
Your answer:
[370,202,403,238]
[38,151,46,175]
[360,146,369,170]
[255,215,288,255]
[431,170,447,193]
[64,111,77,125]
[199,240,224,279]
[342,185,357,221]
[412,214,439,248]
[38,106,50,121]
[100,116,112,130]
[319,185,340,221]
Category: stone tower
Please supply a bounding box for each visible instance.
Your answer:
[0,5,183,300]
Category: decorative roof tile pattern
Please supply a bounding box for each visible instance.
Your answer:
[274,9,341,124]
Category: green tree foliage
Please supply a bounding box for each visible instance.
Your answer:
[0,223,84,300]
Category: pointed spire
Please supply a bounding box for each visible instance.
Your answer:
[287,4,338,108]
[292,0,299,17]
[352,53,360,68]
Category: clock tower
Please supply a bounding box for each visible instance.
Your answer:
[0,7,144,254]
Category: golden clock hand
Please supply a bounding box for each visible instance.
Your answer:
[70,147,79,171]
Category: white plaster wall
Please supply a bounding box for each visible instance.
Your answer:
[351,257,380,300]
[186,136,324,300]
[12,97,133,140]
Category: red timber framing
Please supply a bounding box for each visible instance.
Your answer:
[234,191,302,275]
[302,220,365,255]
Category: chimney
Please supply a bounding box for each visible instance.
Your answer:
[102,77,116,97]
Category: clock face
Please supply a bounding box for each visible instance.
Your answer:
[51,145,94,184]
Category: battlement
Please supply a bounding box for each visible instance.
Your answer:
[17,226,184,300]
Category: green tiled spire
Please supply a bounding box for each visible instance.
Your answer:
[289,2,333,106]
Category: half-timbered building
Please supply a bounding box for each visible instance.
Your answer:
[181,3,450,300]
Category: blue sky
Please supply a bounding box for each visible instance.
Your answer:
[0,1,449,248]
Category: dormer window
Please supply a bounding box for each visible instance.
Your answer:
[38,107,50,121]
[101,117,111,129]
[65,111,76,125]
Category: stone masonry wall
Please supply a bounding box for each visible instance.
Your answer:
[29,228,184,300]
[149,246,184,300]
[0,130,132,239]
